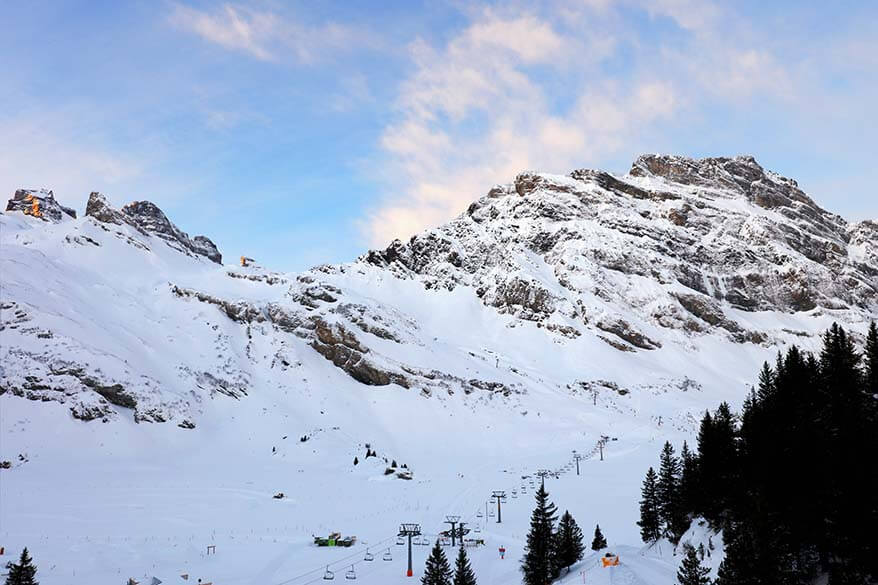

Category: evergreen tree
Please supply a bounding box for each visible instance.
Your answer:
[639,324,878,583]
[637,467,661,543]
[676,544,711,585]
[422,541,452,585]
[657,441,684,540]
[591,524,607,551]
[866,322,878,399]
[453,545,477,585]
[678,441,698,516]
[520,483,558,585]
[696,403,738,524]
[553,511,584,575]
[4,548,38,585]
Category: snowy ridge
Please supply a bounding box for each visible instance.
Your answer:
[0,154,875,585]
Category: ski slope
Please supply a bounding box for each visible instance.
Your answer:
[2,391,694,585]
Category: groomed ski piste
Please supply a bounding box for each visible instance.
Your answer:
[2,389,721,585]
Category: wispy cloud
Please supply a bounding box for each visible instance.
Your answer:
[363,8,674,246]
[168,2,378,64]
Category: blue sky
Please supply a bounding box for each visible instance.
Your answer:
[3,1,877,270]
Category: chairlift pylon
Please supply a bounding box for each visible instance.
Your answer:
[383,548,393,561]
[345,565,356,580]
[323,566,335,581]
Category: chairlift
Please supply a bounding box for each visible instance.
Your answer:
[323,566,335,581]
[345,565,357,580]
[488,509,495,518]
[396,536,405,546]
[474,525,481,533]
[364,549,374,562]
[383,549,393,561]
[476,510,484,518]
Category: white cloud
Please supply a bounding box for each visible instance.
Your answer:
[168,2,376,64]
[169,3,277,60]
[364,9,677,247]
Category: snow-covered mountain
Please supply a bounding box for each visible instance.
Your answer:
[3,154,874,426]
[1,155,875,585]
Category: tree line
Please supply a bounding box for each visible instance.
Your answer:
[638,323,878,584]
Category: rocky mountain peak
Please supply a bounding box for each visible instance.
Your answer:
[628,154,817,211]
[362,154,877,350]
[120,200,222,264]
[5,188,76,222]
[81,195,223,264]
[85,192,125,224]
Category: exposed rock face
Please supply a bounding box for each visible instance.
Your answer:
[191,235,222,264]
[6,189,76,222]
[121,201,222,264]
[363,154,878,346]
[84,192,125,224]
[84,192,223,264]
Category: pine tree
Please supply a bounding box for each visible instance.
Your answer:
[678,441,698,516]
[637,467,661,543]
[422,541,452,585]
[676,544,711,585]
[4,548,38,585]
[520,483,558,585]
[756,361,774,403]
[453,545,477,585]
[591,524,607,551]
[553,511,584,575]
[865,322,878,419]
[657,441,683,540]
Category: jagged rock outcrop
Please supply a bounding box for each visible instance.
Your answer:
[6,189,76,222]
[84,192,222,264]
[363,154,878,347]
[84,192,125,224]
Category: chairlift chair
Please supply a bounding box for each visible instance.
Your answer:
[488,509,495,517]
[476,510,484,518]
[474,525,481,533]
[345,565,356,580]
[383,549,393,561]
[396,536,405,546]
[323,566,335,581]
[364,549,374,562]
